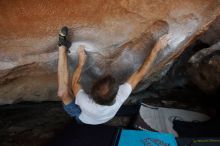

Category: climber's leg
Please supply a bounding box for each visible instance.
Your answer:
[57,27,72,105]
[57,27,82,122]
[57,46,73,105]
[57,45,81,122]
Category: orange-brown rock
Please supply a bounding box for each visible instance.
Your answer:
[0,0,220,104]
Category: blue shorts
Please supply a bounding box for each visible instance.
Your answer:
[63,100,82,123]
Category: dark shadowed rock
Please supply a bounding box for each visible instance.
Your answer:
[187,42,220,93]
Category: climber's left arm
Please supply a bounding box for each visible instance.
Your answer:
[72,45,87,97]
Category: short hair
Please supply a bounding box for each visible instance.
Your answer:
[91,75,119,105]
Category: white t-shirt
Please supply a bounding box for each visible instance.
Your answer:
[75,83,132,125]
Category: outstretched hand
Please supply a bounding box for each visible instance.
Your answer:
[126,33,172,90]
[78,45,87,66]
[154,33,172,51]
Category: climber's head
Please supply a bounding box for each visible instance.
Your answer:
[91,75,119,105]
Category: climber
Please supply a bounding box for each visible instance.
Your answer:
[57,26,170,125]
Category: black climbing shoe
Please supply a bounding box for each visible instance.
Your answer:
[58,26,71,51]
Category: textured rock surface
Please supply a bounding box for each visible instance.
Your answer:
[199,17,220,45]
[127,40,220,104]
[0,0,220,104]
[188,42,220,93]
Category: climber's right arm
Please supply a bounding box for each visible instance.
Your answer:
[127,34,170,89]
